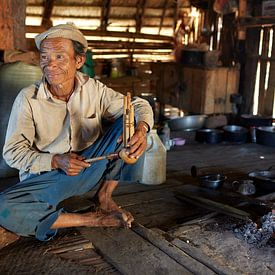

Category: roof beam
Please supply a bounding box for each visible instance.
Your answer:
[92,50,171,55]
[100,0,111,31]
[135,0,146,33]
[26,37,173,50]
[41,0,54,28]
[87,41,173,49]
[26,26,174,42]
[158,0,169,34]
[28,4,166,9]
[27,14,175,20]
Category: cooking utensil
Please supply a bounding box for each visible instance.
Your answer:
[240,114,273,127]
[239,115,273,143]
[223,125,248,144]
[199,173,227,189]
[168,115,207,131]
[256,126,275,147]
[195,128,224,144]
[248,167,275,191]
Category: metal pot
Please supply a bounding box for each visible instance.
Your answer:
[195,129,224,144]
[240,114,273,127]
[168,115,207,131]
[248,169,275,191]
[256,126,275,147]
[240,115,273,143]
[199,173,226,189]
[223,125,248,144]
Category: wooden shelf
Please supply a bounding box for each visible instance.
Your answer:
[239,16,275,28]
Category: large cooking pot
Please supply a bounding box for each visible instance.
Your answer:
[240,114,273,127]
[168,115,207,131]
[248,169,275,191]
[223,125,248,144]
[256,126,275,147]
[195,129,224,144]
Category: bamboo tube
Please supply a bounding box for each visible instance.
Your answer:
[123,93,134,147]
[129,104,135,138]
[123,95,128,147]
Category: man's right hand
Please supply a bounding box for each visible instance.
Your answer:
[51,153,90,176]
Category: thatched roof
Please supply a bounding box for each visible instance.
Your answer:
[25,0,205,61]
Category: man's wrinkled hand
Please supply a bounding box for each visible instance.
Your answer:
[127,122,148,159]
[51,152,90,176]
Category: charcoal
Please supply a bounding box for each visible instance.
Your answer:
[233,212,275,247]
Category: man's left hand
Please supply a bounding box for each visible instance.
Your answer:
[126,121,148,159]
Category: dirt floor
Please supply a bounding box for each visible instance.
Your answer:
[168,215,275,274]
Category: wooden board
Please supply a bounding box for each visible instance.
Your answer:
[80,227,192,275]
[132,223,216,274]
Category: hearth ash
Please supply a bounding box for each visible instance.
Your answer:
[233,212,275,247]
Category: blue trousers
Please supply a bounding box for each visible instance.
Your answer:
[0,117,143,241]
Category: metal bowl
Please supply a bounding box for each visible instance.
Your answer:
[199,173,226,189]
[223,125,248,143]
[195,129,224,144]
[168,115,207,131]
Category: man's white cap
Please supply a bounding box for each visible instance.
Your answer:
[35,23,88,52]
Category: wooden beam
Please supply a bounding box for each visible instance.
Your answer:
[87,41,173,49]
[136,0,146,33]
[100,0,111,31]
[27,3,165,10]
[26,26,174,42]
[26,14,175,20]
[91,50,171,55]
[158,0,169,35]
[239,17,275,28]
[26,38,173,50]
[41,0,54,28]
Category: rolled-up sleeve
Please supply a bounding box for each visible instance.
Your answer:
[3,92,54,175]
[97,81,154,130]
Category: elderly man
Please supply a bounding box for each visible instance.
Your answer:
[0,24,153,243]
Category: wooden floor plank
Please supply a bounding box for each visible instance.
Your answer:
[132,223,216,274]
[80,227,192,275]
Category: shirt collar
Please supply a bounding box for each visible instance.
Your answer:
[37,71,90,100]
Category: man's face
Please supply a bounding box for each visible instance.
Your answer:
[40,37,84,86]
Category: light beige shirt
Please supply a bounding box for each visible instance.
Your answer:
[3,72,154,180]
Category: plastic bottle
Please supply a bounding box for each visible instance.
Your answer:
[139,129,167,185]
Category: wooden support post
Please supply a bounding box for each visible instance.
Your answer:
[238,0,247,40]
[0,0,26,50]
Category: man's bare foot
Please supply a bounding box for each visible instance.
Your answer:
[95,180,134,227]
[51,210,129,229]
[0,227,19,249]
[83,211,129,227]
